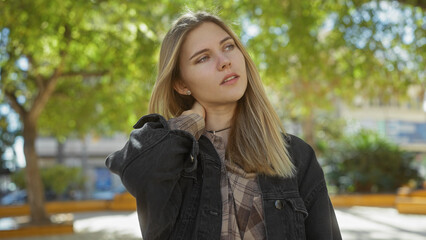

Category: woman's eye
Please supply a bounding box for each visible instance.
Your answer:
[197,56,209,63]
[224,44,235,51]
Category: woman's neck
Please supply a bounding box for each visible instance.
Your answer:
[204,103,236,132]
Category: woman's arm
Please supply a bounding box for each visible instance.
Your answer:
[105,113,199,239]
[289,135,342,240]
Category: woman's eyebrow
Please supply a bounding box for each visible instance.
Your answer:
[188,36,233,61]
[219,36,233,45]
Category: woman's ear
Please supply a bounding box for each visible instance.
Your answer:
[173,79,190,95]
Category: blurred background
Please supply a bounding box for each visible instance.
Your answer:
[0,0,425,239]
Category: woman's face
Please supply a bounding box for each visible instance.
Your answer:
[177,22,247,109]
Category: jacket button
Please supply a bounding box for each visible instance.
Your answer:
[208,210,219,216]
[190,155,194,162]
[275,200,283,210]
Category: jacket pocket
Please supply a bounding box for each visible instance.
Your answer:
[270,197,308,240]
[286,198,308,219]
[286,198,308,239]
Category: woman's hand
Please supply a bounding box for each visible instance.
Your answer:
[181,101,206,119]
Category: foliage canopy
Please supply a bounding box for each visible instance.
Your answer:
[1,0,424,139]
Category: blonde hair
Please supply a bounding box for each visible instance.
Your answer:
[149,11,295,177]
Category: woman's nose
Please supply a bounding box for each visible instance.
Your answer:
[217,55,231,70]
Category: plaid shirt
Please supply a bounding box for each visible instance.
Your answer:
[169,114,266,240]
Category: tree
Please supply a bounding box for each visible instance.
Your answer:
[240,0,424,146]
[0,0,163,223]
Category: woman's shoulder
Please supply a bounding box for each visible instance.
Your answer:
[283,133,315,157]
[283,134,321,178]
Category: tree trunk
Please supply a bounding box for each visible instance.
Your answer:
[302,111,318,154]
[57,139,65,164]
[81,135,90,199]
[23,116,50,224]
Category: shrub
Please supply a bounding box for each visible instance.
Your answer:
[323,129,422,193]
[11,165,84,199]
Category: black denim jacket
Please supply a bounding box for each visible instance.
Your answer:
[106,114,342,240]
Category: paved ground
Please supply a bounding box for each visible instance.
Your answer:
[336,207,426,240]
[1,207,426,240]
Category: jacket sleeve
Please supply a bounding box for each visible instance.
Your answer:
[289,135,342,240]
[105,114,198,240]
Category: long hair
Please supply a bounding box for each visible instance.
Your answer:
[149,11,295,177]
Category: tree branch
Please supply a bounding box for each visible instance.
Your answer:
[0,67,26,117]
[26,54,45,90]
[4,91,27,118]
[397,0,426,10]
[30,24,72,119]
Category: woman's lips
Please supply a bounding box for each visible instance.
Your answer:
[221,76,239,85]
[221,73,239,85]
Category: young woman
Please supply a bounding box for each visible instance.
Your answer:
[106,11,342,240]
